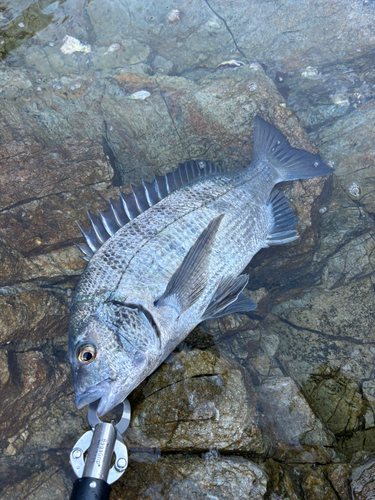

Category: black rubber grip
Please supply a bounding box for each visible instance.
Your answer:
[70,477,111,500]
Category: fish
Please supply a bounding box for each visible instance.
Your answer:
[68,116,333,417]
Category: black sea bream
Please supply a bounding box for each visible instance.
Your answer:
[68,116,333,416]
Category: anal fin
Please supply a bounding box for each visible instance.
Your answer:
[267,190,299,246]
[155,214,224,314]
[202,274,256,320]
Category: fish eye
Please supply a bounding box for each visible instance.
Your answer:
[77,344,96,364]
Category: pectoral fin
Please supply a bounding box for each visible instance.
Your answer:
[202,274,256,320]
[155,214,224,314]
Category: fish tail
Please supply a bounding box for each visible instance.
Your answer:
[251,115,334,181]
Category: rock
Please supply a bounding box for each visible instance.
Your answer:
[1,461,73,500]
[302,469,339,500]
[318,103,375,214]
[326,464,352,500]
[362,380,375,414]
[127,350,265,454]
[338,429,375,461]
[303,370,371,437]
[258,376,335,463]
[265,459,300,500]
[0,137,112,211]
[260,377,334,446]
[0,285,68,344]
[102,64,320,185]
[205,0,375,72]
[351,458,375,500]
[111,455,268,500]
[1,0,375,496]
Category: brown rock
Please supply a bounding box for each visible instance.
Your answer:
[303,370,371,436]
[0,137,112,211]
[0,338,73,454]
[111,455,268,500]
[0,285,68,344]
[127,350,265,454]
[265,459,301,500]
[302,470,339,500]
[326,464,352,500]
[0,187,115,256]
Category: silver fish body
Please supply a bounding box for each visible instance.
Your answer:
[68,116,333,416]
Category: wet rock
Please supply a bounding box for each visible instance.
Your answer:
[0,137,112,211]
[1,460,73,500]
[265,459,300,500]
[266,461,353,500]
[207,0,375,72]
[302,469,339,500]
[25,0,375,78]
[259,376,335,463]
[127,350,265,454]
[0,338,73,455]
[1,0,375,495]
[326,464,352,500]
[0,285,68,344]
[303,370,371,436]
[111,455,268,500]
[260,377,334,446]
[338,429,375,461]
[102,64,320,185]
[362,380,375,414]
[0,186,119,257]
[318,102,375,214]
[351,458,375,500]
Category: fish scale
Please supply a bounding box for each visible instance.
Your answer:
[114,181,267,305]
[68,116,334,417]
[74,173,235,300]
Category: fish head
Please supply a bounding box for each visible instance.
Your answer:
[68,300,159,417]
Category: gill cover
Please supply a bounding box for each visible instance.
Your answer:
[70,301,160,416]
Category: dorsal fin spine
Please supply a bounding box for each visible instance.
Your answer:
[76,160,223,261]
[99,210,115,236]
[165,174,171,194]
[77,223,100,252]
[131,184,148,212]
[120,194,131,220]
[110,198,128,226]
[142,181,153,206]
[178,165,184,185]
[87,212,107,244]
[154,179,162,201]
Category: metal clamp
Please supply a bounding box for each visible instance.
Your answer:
[70,399,131,485]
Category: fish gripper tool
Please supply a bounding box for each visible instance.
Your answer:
[69,399,131,500]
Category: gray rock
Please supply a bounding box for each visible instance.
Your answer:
[259,377,334,447]
[318,104,375,213]
[351,458,375,500]
[111,455,268,500]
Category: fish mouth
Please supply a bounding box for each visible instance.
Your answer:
[75,378,125,417]
[74,378,112,410]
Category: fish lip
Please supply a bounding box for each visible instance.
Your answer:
[96,390,121,418]
[74,378,112,410]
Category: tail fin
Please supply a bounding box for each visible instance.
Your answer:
[252,115,334,181]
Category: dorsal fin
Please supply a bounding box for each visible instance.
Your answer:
[76,160,223,261]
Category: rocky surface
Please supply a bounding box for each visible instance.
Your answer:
[127,350,265,454]
[351,458,375,500]
[111,455,268,500]
[0,0,374,499]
